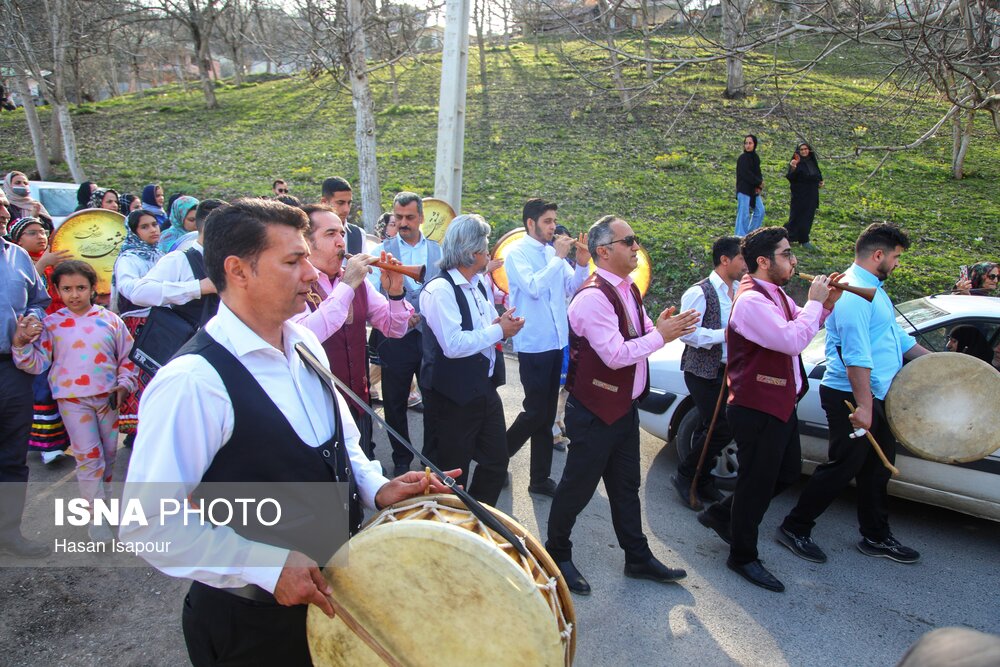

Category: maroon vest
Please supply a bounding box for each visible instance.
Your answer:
[566,273,649,425]
[726,275,808,422]
[307,276,369,412]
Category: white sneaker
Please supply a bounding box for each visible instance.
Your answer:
[87,523,115,543]
[41,450,65,465]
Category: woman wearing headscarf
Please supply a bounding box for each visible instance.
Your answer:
[784,142,824,251]
[734,135,764,236]
[3,172,52,226]
[954,261,999,296]
[118,192,141,216]
[7,216,71,462]
[112,209,165,443]
[140,183,168,228]
[88,188,121,212]
[158,195,199,253]
[74,181,96,211]
[946,325,993,363]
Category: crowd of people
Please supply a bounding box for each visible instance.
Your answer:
[0,167,998,665]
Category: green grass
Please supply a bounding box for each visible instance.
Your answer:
[1,36,997,312]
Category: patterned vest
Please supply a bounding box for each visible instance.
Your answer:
[680,277,723,379]
[306,275,369,413]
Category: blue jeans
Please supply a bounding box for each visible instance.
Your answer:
[735,192,765,236]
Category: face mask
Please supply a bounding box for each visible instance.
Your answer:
[12,186,28,197]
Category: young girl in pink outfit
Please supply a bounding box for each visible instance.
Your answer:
[13,261,137,528]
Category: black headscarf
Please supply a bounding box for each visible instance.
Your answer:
[736,134,762,209]
[75,181,95,211]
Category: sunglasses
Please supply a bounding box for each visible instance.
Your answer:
[276,188,289,194]
[987,273,999,280]
[599,235,640,248]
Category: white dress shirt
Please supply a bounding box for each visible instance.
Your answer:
[419,269,503,376]
[679,270,738,363]
[112,253,159,318]
[128,242,204,308]
[121,302,388,593]
[505,235,588,353]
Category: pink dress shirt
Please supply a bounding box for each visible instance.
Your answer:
[290,271,413,341]
[727,278,829,392]
[567,267,664,399]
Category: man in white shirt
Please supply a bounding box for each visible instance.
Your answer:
[419,215,524,505]
[673,236,746,507]
[504,198,590,497]
[122,198,456,666]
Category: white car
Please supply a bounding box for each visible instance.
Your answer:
[638,294,1000,522]
[30,180,80,229]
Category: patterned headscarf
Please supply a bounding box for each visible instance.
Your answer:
[2,172,50,220]
[6,216,52,243]
[159,195,200,252]
[118,192,138,216]
[968,262,998,291]
[88,188,120,211]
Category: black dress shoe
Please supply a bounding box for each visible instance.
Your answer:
[0,534,51,558]
[624,557,687,583]
[556,560,591,595]
[528,478,558,497]
[697,509,732,545]
[671,473,701,510]
[727,558,785,592]
[696,480,725,503]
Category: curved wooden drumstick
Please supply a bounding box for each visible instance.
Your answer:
[324,594,403,667]
[844,400,899,476]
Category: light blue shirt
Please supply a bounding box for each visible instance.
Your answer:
[1,240,50,353]
[821,263,916,400]
[505,234,589,353]
[367,233,430,295]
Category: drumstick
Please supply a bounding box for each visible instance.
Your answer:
[844,401,900,475]
[325,594,403,667]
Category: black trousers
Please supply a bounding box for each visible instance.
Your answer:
[785,198,818,243]
[423,386,508,506]
[678,368,732,482]
[0,359,34,541]
[505,349,562,485]
[783,385,895,541]
[377,329,423,468]
[705,404,801,565]
[182,581,311,667]
[546,398,653,565]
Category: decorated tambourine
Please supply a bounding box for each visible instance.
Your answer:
[421,198,456,244]
[490,228,652,296]
[50,209,127,295]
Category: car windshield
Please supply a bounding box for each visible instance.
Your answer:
[802,330,828,366]
[33,184,78,218]
[894,298,949,332]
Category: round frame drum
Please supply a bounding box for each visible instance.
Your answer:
[421,198,456,244]
[308,495,576,666]
[490,227,652,296]
[50,209,126,295]
[885,352,1000,463]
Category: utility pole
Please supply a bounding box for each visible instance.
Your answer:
[433,0,471,212]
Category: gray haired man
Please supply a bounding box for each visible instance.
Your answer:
[418,214,524,505]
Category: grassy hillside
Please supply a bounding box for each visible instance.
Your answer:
[1,38,997,310]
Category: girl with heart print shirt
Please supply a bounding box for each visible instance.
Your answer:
[12,260,137,515]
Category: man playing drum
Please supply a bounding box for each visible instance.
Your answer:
[122,199,456,666]
[779,223,930,565]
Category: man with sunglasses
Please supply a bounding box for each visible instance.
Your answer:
[271,179,289,198]
[546,215,700,595]
[779,223,930,569]
[697,226,840,592]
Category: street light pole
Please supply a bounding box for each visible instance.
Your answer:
[433,0,471,213]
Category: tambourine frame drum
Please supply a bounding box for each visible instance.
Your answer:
[49,209,127,295]
[885,351,1000,464]
[307,494,576,666]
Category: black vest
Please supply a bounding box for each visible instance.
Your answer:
[172,248,220,327]
[420,271,505,406]
[346,223,364,255]
[178,330,363,564]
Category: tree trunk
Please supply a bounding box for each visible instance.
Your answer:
[55,103,85,181]
[640,0,654,79]
[190,23,220,108]
[345,0,381,233]
[474,0,489,110]
[48,107,63,164]
[598,0,633,111]
[12,73,51,180]
[722,0,745,98]
[389,61,400,106]
[951,109,974,180]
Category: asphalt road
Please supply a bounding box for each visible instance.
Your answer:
[2,352,998,666]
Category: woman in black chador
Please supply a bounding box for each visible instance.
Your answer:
[784,142,823,250]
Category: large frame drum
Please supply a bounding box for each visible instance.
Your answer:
[49,209,126,295]
[308,495,576,666]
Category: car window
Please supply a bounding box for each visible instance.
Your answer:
[802,329,827,366]
[922,319,1000,362]
[33,184,77,217]
[895,298,949,332]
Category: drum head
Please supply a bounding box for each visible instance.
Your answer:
[50,209,127,295]
[308,519,566,666]
[421,198,456,244]
[885,352,1000,463]
[490,227,652,296]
